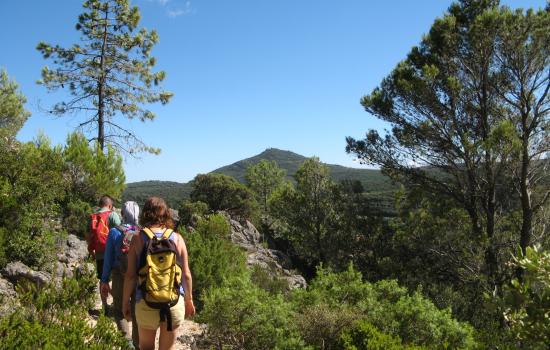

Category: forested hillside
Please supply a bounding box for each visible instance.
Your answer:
[123,148,396,210]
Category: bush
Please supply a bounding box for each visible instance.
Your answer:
[341,321,424,350]
[0,266,130,350]
[62,198,93,238]
[184,214,248,310]
[291,265,477,349]
[295,303,361,350]
[4,227,57,270]
[198,276,306,350]
[178,200,208,227]
[190,173,259,219]
[503,245,550,349]
[194,213,231,240]
[250,265,290,295]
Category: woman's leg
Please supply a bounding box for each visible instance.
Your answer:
[158,322,178,350]
[138,327,157,350]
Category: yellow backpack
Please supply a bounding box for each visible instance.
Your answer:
[138,227,183,330]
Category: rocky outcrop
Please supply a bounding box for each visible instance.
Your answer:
[1,261,51,287]
[57,234,89,267]
[224,214,307,290]
[0,234,89,315]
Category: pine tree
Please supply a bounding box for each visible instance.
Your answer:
[245,159,286,212]
[0,69,30,141]
[37,0,173,155]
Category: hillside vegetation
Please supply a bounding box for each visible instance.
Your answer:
[123,148,396,208]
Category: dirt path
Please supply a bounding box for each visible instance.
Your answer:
[90,291,205,349]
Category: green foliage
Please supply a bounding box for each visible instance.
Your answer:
[62,132,125,236]
[4,229,57,270]
[123,180,191,208]
[122,149,397,214]
[0,266,130,349]
[270,158,347,269]
[245,159,287,212]
[0,136,67,269]
[294,302,361,350]
[63,132,126,203]
[178,200,209,227]
[503,246,550,349]
[184,214,248,309]
[341,321,424,350]
[0,69,30,140]
[190,173,259,219]
[37,0,173,154]
[198,276,306,350]
[292,265,477,350]
[250,265,290,295]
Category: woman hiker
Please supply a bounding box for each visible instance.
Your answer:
[122,197,195,350]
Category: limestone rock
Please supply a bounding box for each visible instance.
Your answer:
[0,277,18,317]
[1,261,51,287]
[224,213,306,290]
[0,277,16,299]
[56,234,89,267]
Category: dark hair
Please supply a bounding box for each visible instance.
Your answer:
[140,197,174,229]
[99,195,113,208]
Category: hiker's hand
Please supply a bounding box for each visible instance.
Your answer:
[123,301,132,321]
[100,282,110,299]
[184,299,195,318]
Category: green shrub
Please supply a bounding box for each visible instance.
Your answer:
[292,265,477,350]
[341,320,424,350]
[4,227,57,270]
[295,302,361,350]
[0,266,130,350]
[195,213,231,239]
[250,265,290,295]
[178,200,209,227]
[184,214,248,310]
[62,198,93,238]
[199,276,306,350]
[190,173,259,219]
[503,245,550,349]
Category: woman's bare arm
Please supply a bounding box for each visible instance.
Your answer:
[178,234,195,317]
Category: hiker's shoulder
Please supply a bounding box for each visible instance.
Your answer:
[171,230,186,247]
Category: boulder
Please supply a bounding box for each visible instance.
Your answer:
[0,277,16,299]
[228,217,261,251]
[1,261,51,288]
[0,277,18,318]
[224,213,306,290]
[57,234,89,267]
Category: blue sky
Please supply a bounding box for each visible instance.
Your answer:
[1,0,545,183]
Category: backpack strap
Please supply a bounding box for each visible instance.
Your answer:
[161,228,174,240]
[142,227,155,239]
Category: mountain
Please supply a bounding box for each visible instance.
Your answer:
[122,148,396,208]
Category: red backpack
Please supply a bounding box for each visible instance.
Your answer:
[89,211,111,254]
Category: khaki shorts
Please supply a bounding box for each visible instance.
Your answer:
[135,296,185,330]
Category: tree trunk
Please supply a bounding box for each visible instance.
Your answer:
[519,136,533,255]
[97,7,109,152]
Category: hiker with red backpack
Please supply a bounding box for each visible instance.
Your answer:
[100,201,141,350]
[88,195,122,311]
[122,197,195,350]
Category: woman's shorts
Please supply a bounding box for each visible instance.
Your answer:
[135,296,185,330]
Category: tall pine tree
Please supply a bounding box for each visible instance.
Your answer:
[37,0,173,154]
